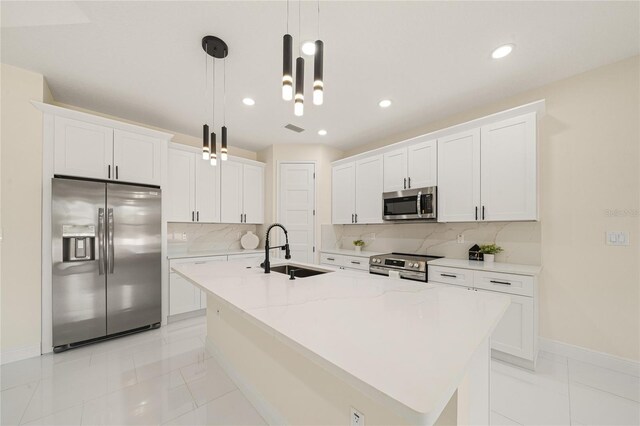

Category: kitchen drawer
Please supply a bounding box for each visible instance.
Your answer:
[429,266,474,287]
[320,253,369,271]
[170,255,228,268]
[473,271,534,297]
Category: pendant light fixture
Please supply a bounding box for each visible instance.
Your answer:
[221,57,228,161]
[201,35,228,167]
[313,0,324,105]
[293,0,304,116]
[282,0,293,101]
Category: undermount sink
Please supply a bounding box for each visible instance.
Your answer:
[270,264,332,278]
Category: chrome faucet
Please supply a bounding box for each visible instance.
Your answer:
[261,223,291,273]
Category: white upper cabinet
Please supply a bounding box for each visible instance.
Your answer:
[383,148,408,192]
[481,113,537,221]
[383,138,437,192]
[438,129,481,222]
[332,156,383,224]
[195,155,221,223]
[113,130,161,185]
[407,139,437,189]
[167,148,196,222]
[221,159,265,224]
[242,163,265,224]
[54,116,113,180]
[332,162,356,224]
[52,112,168,186]
[355,155,383,224]
[167,145,220,223]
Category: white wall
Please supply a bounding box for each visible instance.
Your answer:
[344,56,640,362]
[0,64,45,362]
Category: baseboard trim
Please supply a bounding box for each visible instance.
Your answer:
[539,338,640,377]
[205,336,286,425]
[0,344,41,365]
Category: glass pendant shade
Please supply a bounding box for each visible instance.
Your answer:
[313,40,324,105]
[282,34,293,101]
[202,124,210,159]
[221,126,228,161]
[294,56,304,116]
[210,132,217,166]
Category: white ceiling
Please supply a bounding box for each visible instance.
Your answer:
[2,1,638,152]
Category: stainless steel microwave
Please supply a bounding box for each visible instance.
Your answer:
[382,187,437,221]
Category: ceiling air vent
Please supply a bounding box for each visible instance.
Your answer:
[284,123,305,133]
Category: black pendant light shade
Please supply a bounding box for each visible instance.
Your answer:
[210,132,217,166]
[282,34,293,101]
[313,40,324,105]
[221,126,228,161]
[202,124,210,159]
[294,56,304,116]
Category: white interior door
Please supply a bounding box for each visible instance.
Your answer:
[279,163,315,263]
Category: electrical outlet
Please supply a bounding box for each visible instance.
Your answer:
[457,234,464,244]
[606,231,629,246]
[181,232,187,241]
[350,407,364,426]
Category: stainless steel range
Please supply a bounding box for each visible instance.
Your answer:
[369,252,443,282]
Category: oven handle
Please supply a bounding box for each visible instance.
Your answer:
[416,191,422,218]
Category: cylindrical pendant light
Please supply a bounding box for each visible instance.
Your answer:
[294,56,304,116]
[202,124,210,159]
[282,34,293,101]
[221,126,228,161]
[313,40,323,105]
[210,132,217,166]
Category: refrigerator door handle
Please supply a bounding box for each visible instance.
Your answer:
[98,208,106,275]
[107,207,115,274]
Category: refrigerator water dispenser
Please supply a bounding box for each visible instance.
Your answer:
[62,225,95,262]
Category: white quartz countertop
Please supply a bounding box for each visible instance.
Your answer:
[167,248,264,260]
[319,248,382,258]
[428,258,541,276]
[171,259,510,424]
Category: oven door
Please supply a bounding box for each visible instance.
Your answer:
[383,187,437,221]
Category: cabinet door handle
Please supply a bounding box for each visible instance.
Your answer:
[196,211,199,222]
[192,211,195,222]
[326,257,335,261]
[490,280,511,286]
[408,177,411,188]
[482,206,485,220]
[108,165,111,179]
[355,213,358,223]
[351,260,361,265]
[475,206,478,221]
[351,214,354,224]
[441,273,457,278]
[115,165,119,180]
[403,178,407,189]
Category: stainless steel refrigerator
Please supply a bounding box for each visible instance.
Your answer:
[52,177,161,351]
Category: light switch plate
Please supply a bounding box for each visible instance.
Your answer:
[606,231,629,246]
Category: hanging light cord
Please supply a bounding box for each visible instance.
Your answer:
[317,0,320,39]
[223,57,226,125]
[298,0,301,51]
[286,0,289,33]
[212,56,215,127]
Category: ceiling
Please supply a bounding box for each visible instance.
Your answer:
[2,1,638,152]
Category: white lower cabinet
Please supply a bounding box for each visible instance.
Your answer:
[319,252,369,272]
[430,265,538,366]
[169,256,227,317]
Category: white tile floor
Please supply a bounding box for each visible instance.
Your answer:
[1,316,638,425]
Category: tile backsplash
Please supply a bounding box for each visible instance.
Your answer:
[167,223,261,253]
[322,221,541,265]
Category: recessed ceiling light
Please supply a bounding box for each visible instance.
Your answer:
[491,44,514,59]
[301,41,316,56]
[242,98,255,106]
[318,129,327,136]
[378,99,392,108]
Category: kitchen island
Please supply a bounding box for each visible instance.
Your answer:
[172,258,510,425]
